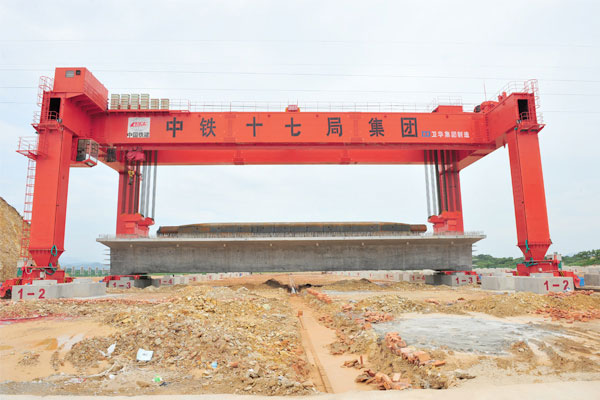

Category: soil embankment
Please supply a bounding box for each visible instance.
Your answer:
[0,196,23,281]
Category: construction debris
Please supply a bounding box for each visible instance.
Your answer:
[2,273,600,396]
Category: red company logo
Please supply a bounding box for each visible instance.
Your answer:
[130,121,148,128]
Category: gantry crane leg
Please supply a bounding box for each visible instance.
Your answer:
[506,128,556,274]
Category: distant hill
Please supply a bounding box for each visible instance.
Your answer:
[563,250,600,266]
[0,197,23,281]
[473,254,524,269]
[474,250,600,269]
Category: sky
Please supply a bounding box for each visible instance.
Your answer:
[0,0,598,265]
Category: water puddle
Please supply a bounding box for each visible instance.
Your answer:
[372,315,566,354]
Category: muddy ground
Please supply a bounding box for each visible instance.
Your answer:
[1,273,600,396]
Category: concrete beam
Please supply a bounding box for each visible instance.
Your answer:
[98,234,484,275]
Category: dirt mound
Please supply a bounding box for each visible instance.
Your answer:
[0,285,315,396]
[447,291,600,317]
[354,295,426,314]
[0,196,24,281]
[321,278,383,291]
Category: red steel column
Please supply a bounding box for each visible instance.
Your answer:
[115,170,130,235]
[29,127,73,267]
[506,129,551,261]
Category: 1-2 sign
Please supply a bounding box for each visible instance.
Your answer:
[543,280,570,291]
[16,287,45,299]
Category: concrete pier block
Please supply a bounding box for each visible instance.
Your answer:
[61,282,106,297]
[409,273,426,283]
[12,284,59,300]
[425,274,475,286]
[530,273,555,278]
[514,276,574,294]
[12,281,106,300]
[107,277,134,289]
[584,273,600,286]
[481,276,515,291]
[160,275,176,285]
[132,278,158,288]
[31,280,58,285]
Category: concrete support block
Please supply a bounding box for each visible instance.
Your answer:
[481,276,515,291]
[530,273,555,278]
[12,281,106,300]
[31,280,58,285]
[160,275,176,285]
[107,277,134,289]
[514,276,574,294]
[12,284,59,300]
[478,269,512,277]
[409,273,426,283]
[133,278,156,288]
[426,274,476,286]
[584,273,600,286]
[61,282,106,298]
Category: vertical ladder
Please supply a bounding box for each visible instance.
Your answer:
[19,157,36,262]
[16,137,40,265]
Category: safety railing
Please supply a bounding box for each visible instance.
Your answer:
[98,231,485,240]
[490,79,543,125]
[32,76,54,124]
[182,101,459,113]
[106,96,467,114]
[16,136,41,158]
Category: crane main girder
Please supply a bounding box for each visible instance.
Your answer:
[22,67,554,275]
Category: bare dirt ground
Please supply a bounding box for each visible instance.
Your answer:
[1,273,600,398]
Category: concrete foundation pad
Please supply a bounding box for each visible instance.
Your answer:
[515,276,574,294]
[107,277,134,289]
[409,273,426,283]
[61,282,106,297]
[481,275,515,291]
[133,278,160,288]
[31,280,58,285]
[425,274,475,286]
[98,233,484,275]
[584,273,600,286]
[11,281,106,300]
[11,284,59,300]
[531,273,555,278]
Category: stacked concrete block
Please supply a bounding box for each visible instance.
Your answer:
[481,275,515,291]
[514,276,574,294]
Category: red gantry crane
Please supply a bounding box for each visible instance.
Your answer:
[0,67,574,297]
